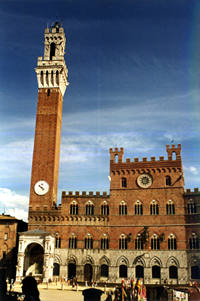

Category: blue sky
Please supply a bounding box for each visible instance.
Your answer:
[0,0,200,221]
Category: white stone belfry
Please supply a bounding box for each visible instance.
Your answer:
[35,22,69,96]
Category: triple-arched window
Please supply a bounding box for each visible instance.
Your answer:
[101,234,109,250]
[166,200,175,215]
[85,201,94,216]
[135,234,144,250]
[150,200,159,215]
[119,234,127,250]
[189,233,199,250]
[84,233,93,249]
[69,234,77,249]
[168,234,177,250]
[101,201,109,216]
[119,201,127,216]
[135,200,143,215]
[70,201,78,215]
[187,199,197,214]
[151,234,160,250]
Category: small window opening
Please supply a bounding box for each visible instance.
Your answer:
[166,176,171,186]
[50,43,56,60]
[115,154,118,163]
[47,89,50,96]
[172,151,176,160]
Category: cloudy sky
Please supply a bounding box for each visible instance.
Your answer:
[0,0,200,221]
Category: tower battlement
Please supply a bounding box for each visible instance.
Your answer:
[62,191,108,197]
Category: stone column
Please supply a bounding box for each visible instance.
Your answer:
[16,253,24,282]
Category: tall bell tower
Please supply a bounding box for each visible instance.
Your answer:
[29,22,68,213]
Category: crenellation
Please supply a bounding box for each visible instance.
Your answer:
[61,191,109,197]
[134,158,139,162]
[142,157,147,162]
[185,188,200,194]
[159,156,164,161]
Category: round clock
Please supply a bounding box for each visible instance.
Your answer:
[34,180,49,195]
[137,174,152,188]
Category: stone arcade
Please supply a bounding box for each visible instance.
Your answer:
[16,23,200,295]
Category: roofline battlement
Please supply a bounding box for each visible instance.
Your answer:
[62,191,109,198]
[110,144,182,167]
[185,188,200,195]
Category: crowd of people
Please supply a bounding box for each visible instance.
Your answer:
[105,279,147,301]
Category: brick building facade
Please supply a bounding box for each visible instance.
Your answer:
[0,215,27,279]
[16,23,200,293]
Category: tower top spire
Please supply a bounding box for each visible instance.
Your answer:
[35,24,68,96]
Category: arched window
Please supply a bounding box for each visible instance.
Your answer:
[86,201,94,216]
[151,234,160,250]
[187,199,197,214]
[166,200,175,215]
[119,234,127,250]
[70,201,78,215]
[136,265,144,278]
[122,177,127,188]
[53,263,60,276]
[152,265,161,278]
[191,266,200,279]
[135,200,143,215]
[119,265,127,278]
[168,234,177,250]
[189,233,200,250]
[40,71,44,86]
[101,201,109,216]
[115,154,118,163]
[150,200,159,215]
[69,234,77,249]
[84,234,93,249]
[166,175,171,186]
[169,266,178,279]
[55,236,61,248]
[101,264,109,277]
[101,234,109,250]
[119,201,127,216]
[47,88,50,96]
[172,151,176,160]
[50,42,56,60]
[135,234,144,250]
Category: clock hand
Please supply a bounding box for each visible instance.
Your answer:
[39,184,44,190]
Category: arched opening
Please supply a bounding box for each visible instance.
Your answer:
[84,264,93,282]
[166,175,171,186]
[119,264,127,278]
[169,266,178,279]
[101,264,109,278]
[191,266,200,279]
[24,243,44,277]
[172,151,176,160]
[136,265,144,278]
[53,263,60,276]
[152,265,160,278]
[115,154,118,163]
[50,43,56,60]
[68,263,76,280]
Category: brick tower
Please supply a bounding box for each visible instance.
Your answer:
[29,22,68,214]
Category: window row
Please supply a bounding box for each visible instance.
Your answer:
[55,233,189,250]
[53,262,181,280]
[70,200,178,216]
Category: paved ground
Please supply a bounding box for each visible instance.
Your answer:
[13,284,110,301]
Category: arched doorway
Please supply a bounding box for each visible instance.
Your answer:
[119,265,127,278]
[24,243,44,277]
[84,264,93,282]
[53,263,60,276]
[136,265,144,278]
[68,263,76,280]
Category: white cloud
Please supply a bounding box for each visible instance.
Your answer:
[0,188,28,221]
[183,166,199,175]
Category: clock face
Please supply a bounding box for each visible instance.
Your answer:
[137,174,152,188]
[34,180,49,195]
